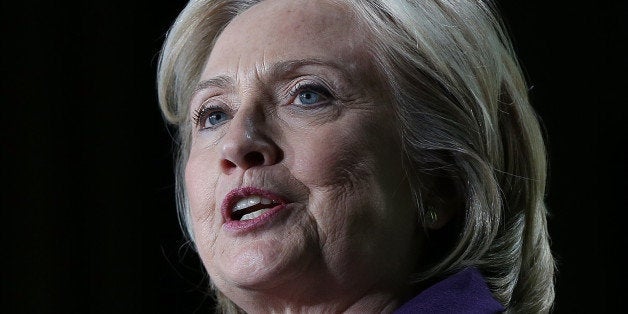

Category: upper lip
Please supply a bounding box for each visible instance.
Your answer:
[221,187,288,222]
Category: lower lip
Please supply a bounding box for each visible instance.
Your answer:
[223,203,290,234]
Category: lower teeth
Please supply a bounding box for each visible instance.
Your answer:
[240,208,271,221]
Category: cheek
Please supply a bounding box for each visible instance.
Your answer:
[288,123,387,238]
[184,151,222,243]
[288,111,400,194]
[287,117,417,264]
[290,129,368,189]
[286,109,410,216]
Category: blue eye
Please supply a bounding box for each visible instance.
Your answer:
[193,106,230,130]
[291,84,331,107]
[298,91,321,105]
[207,111,228,126]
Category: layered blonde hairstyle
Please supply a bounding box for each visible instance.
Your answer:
[157,0,555,313]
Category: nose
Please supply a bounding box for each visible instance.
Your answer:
[220,110,281,174]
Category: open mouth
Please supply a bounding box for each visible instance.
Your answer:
[222,187,289,228]
[231,195,282,221]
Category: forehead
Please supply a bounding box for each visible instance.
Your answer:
[202,0,369,77]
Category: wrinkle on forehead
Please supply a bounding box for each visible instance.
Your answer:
[201,0,367,81]
[238,0,354,37]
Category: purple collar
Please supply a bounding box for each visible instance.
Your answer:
[393,267,504,313]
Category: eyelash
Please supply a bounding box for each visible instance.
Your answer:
[192,104,224,129]
[191,82,335,130]
[289,82,334,104]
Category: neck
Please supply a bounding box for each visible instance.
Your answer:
[232,283,404,314]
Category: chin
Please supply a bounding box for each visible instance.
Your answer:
[209,231,316,291]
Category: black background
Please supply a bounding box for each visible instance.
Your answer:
[2,1,625,313]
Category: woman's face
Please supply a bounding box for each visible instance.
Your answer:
[186,0,421,307]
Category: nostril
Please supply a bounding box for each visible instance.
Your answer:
[221,159,237,173]
[244,151,265,167]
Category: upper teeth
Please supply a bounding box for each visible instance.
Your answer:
[232,195,273,213]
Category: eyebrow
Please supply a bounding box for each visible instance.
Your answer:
[268,58,345,78]
[194,75,233,92]
[194,58,349,92]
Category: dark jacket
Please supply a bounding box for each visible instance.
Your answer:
[394,267,504,313]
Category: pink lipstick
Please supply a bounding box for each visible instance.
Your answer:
[221,187,289,233]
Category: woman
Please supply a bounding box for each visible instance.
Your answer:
[157,0,555,313]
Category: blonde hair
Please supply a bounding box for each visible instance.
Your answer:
[157,0,555,313]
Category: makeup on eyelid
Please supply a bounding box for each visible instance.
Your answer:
[190,79,338,130]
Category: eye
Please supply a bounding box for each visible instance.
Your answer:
[193,105,231,130]
[297,91,322,105]
[290,83,332,107]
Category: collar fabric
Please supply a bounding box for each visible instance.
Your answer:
[393,267,505,314]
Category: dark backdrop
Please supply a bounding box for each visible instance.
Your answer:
[2,1,625,313]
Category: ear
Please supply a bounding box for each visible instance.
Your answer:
[422,176,460,230]
[424,203,456,230]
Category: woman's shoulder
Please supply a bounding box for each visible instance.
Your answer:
[393,267,504,314]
